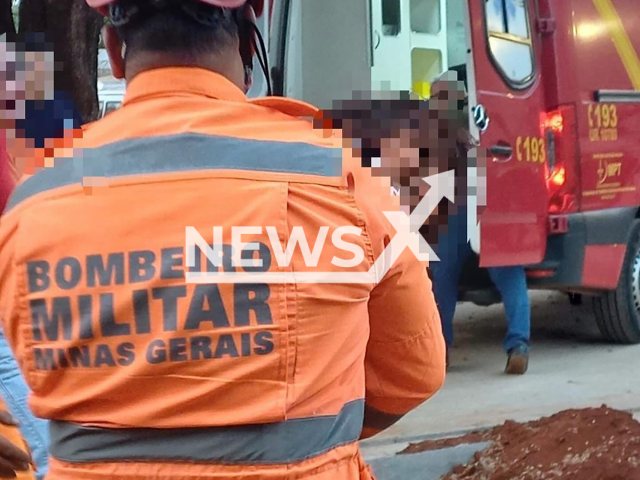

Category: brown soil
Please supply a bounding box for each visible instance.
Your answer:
[398,405,640,480]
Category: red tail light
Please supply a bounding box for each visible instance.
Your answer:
[544,112,564,134]
[541,106,579,214]
[548,166,566,187]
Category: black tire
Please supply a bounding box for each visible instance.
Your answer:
[593,220,640,344]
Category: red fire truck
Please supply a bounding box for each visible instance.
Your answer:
[268,0,640,343]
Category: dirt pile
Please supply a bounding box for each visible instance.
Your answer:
[399,405,640,480]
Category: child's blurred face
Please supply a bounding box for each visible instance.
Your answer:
[374,117,458,212]
[376,128,420,184]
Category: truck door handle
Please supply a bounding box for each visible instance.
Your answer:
[489,144,513,162]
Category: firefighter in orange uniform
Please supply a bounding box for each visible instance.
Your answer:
[0,0,446,479]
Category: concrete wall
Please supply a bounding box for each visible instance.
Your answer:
[282,0,466,105]
[285,0,372,109]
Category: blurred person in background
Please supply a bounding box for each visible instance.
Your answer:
[319,77,530,375]
[318,92,454,215]
[0,31,85,480]
[426,71,531,375]
[1,32,82,180]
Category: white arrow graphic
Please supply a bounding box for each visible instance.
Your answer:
[409,170,456,233]
[367,170,459,282]
[370,210,437,281]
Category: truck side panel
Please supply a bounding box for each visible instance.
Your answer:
[548,0,640,214]
[528,0,640,291]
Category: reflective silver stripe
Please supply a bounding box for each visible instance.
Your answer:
[49,399,364,465]
[6,133,342,212]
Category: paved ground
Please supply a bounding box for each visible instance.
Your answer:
[361,290,640,474]
[367,442,491,480]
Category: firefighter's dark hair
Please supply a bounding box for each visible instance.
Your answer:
[112,0,239,61]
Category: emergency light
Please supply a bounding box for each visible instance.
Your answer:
[541,106,579,215]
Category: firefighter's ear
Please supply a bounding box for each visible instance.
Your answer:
[102,24,125,80]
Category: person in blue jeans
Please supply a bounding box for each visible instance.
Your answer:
[429,205,531,375]
[424,71,531,375]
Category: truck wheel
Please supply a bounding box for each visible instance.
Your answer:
[593,221,640,344]
[568,293,583,306]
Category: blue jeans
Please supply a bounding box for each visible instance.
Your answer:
[0,328,49,480]
[430,209,530,353]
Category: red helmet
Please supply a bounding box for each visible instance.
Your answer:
[87,0,264,17]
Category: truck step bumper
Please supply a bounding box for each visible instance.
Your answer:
[526,207,636,291]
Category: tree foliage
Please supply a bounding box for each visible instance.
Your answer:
[0,0,15,34]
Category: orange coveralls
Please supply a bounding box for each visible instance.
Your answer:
[0,67,445,480]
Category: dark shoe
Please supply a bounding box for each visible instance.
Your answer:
[505,344,529,375]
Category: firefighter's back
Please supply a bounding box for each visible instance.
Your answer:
[0,67,388,480]
[0,0,446,476]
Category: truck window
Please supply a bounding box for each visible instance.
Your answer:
[382,0,401,36]
[484,0,534,86]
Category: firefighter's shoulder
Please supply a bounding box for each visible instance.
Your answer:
[248,96,319,120]
[244,96,338,152]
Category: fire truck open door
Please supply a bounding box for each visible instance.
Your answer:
[467,0,550,267]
